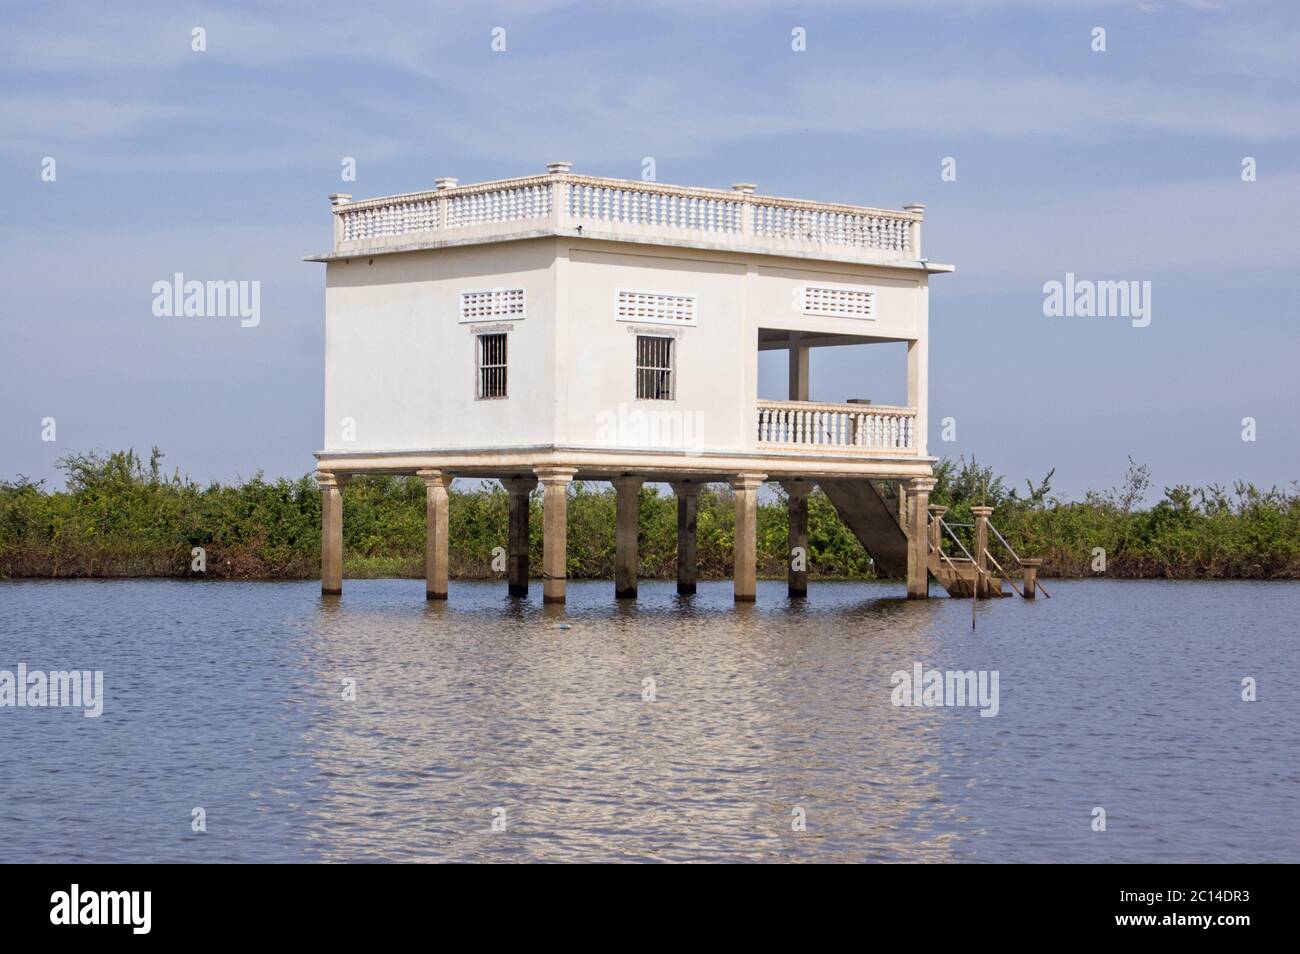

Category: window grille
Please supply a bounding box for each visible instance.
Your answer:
[635,335,674,400]
[477,333,508,398]
[801,285,874,319]
[461,288,525,322]
[617,289,695,324]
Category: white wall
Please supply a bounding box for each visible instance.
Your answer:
[322,237,927,456]
[323,239,556,452]
[562,244,749,453]
[749,263,922,340]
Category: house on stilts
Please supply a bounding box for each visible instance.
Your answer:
[305,162,1042,602]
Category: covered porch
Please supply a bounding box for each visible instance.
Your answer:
[755,328,926,456]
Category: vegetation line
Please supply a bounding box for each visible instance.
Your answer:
[1,450,1296,581]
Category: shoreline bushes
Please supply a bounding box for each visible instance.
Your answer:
[0,450,1295,581]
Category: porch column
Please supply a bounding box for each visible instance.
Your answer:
[535,467,577,604]
[731,473,766,603]
[418,469,451,600]
[780,479,813,598]
[905,477,936,599]
[788,332,809,401]
[613,476,643,600]
[315,471,346,596]
[670,482,701,595]
[501,477,536,597]
[971,505,994,599]
[907,333,928,456]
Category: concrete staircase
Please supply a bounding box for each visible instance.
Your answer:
[818,478,909,578]
[926,553,1009,598]
[820,479,1025,598]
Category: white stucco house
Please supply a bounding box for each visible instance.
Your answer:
[306,162,1038,603]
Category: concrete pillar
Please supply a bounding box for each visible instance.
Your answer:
[928,504,948,559]
[501,477,536,597]
[971,505,994,599]
[788,332,809,401]
[905,477,936,599]
[1021,557,1042,600]
[535,467,577,604]
[780,479,812,598]
[670,482,701,595]
[907,332,929,457]
[731,473,766,603]
[315,471,346,596]
[418,469,451,600]
[613,476,643,599]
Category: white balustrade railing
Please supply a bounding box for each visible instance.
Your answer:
[756,400,916,453]
[566,178,745,233]
[447,180,552,227]
[331,171,920,257]
[751,198,912,252]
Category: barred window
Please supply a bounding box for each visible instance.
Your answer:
[477,333,508,399]
[635,335,674,400]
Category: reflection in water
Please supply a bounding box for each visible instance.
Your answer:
[1,578,1296,862]
[305,587,948,861]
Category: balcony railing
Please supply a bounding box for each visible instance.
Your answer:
[756,400,917,454]
[327,166,923,262]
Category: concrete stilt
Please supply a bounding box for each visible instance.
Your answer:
[731,473,766,603]
[780,479,812,598]
[502,477,536,597]
[315,471,345,596]
[535,467,577,604]
[670,482,700,595]
[971,505,994,599]
[418,469,451,600]
[613,476,642,599]
[905,477,936,599]
[1021,557,1042,599]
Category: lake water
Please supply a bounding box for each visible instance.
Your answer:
[0,579,1295,863]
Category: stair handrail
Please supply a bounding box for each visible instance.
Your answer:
[987,521,1023,568]
[986,517,1052,598]
[930,533,963,574]
[939,517,976,563]
[982,547,1025,598]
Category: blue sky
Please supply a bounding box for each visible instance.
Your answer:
[2,0,1297,500]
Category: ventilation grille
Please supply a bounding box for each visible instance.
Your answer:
[617,289,696,324]
[801,286,875,319]
[461,288,525,322]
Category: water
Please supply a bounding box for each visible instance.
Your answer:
[0,579,1295,863]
